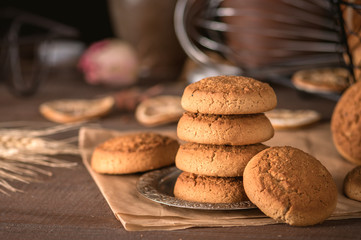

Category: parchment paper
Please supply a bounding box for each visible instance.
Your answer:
[79,123,361,231]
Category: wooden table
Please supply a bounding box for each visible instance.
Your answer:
[1,68,360,239]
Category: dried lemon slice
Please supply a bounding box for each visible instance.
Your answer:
[265,109,321,130]
[39,96,115,123]
[135,95,183,127]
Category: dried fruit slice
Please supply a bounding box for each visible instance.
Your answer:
[135,95,183,127]
[39,96,114,123]
[265,109,321,130]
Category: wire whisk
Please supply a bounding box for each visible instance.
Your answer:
[175,0,361,87]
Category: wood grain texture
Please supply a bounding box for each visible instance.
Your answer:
[0,68,360,239]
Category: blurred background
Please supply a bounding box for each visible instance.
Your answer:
[0,0,114,43]
[0,0,360,100]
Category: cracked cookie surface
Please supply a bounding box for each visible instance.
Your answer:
[176,142,268,177]
[181,75,277,114]
[331,81,361,165]
[243,146,337,226]
[177,112,274,145]
[173,171,248,203]
[91,132,179,174]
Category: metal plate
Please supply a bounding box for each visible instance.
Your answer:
[136,166,257,210]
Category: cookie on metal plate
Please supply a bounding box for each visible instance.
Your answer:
[181,75,277,115]
[174,171,248,203]
[177,112,274,145]
[176,142,268,177]
[344,166,361,202]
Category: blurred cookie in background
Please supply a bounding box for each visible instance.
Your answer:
[342,0,361,82]
[331,81,361,165]
[344,166,361,202]
[173,171,248,204]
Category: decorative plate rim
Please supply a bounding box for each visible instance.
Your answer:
[136,166,257,210]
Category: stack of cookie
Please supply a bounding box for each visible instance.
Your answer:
[173,75,277,203]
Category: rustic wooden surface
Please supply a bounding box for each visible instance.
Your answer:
[1,68,360,239]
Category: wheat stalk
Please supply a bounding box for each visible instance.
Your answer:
[0,122,82,137]
[0,123,81,195]
[0,136,79,155]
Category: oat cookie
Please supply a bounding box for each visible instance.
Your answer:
[181,75,277,115]
[91,132,179,174]
[173,171,248,203]
[344,166,361,202]
[176,143,268,177]
[243,146,338,226]
[177,112,274,145]
[331,81,361,165]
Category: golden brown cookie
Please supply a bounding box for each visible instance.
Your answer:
[291,67,350,93]
[177,112,274,145]
[173,171,248,203]
[181,75,277,115]
[331,81,361,165]
[91,132,179,174]
[176,143,268,177]
[344,166,361,202]
[243,146,338,226]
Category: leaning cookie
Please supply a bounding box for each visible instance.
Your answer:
[176,143,268,177]
[177,112,274,145]
[331,81,361,165]
[243,146,337,226]
[173,171,248,203]
[344,166,361,202]
[91,132,179,174]
[181,75,277,115]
